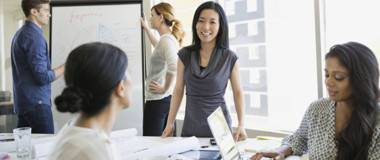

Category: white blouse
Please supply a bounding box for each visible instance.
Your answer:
[48,124,121,160]
[282,98,380,159]
[145,33,179,101]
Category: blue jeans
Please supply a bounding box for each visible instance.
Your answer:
[143,96,175,136]
[17,104,54,134]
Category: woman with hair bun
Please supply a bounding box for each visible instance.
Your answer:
[48,42,130,160]
[140,2,185,136]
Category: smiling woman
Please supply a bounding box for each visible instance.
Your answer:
[324,58,351,102]
[324,42,380,160]
[251,42,380,160]
[161,1,247,141]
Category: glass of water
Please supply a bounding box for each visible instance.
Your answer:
[13,127,32,159]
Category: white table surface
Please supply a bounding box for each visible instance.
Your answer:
[0,133,304,160]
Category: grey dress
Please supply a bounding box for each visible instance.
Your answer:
[178,47,238,137]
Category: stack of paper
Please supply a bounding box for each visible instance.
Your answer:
[32,136,56,159]
[111,128,138,139]
[122,136,200,160]
[237,139,281,153]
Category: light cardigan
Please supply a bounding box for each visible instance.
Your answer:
[282,98,380,159]
[145,33,179,101]
[48,124,121,160]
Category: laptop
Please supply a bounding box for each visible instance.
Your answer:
[207,107,248,160]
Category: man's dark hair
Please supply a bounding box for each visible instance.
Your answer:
[21,0,49,17]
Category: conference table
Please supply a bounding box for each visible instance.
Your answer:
[0,130,304,160]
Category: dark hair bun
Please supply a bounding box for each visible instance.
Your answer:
[55,86,93,113]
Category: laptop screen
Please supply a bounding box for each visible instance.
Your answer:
[207,107,241,160]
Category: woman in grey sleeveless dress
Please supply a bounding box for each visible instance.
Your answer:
[162,1,247,140]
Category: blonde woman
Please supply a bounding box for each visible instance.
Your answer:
[140,2,185,136]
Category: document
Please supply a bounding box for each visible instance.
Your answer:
[121,136,200,160]
[111,128,138,140]
[33,136,56,159]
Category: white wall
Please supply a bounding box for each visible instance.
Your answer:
[3,0,23,93]
[143,0,153,75]
[50,3,146,134]
[0,0,5,90]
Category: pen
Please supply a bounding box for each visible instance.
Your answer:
[133,147,149,153]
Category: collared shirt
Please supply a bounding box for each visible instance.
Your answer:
[282,98,380,159]
[11,20,55,113]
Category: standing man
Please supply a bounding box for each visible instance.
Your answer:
[11,0,64,133]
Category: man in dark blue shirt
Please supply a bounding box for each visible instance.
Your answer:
[11,0,64,133]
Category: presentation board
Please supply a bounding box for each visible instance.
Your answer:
[50,0,144,135]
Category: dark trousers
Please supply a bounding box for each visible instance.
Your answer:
[17,104,54,134]
[143,95,175,136]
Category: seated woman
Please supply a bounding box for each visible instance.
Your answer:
[251,42,380,160]
[48,42,130,160]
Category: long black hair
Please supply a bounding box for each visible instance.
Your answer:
[189,1,229,50]
[55,42,128,117]
[326,42,379,160]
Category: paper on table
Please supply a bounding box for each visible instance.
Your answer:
[237,139,281,153]
[237,139,305,160]
[0,133,15,152]
[124,136,200,160]
[32,136,56,159]
[114,136,158,154]
[0,141,14,153]
[111,128,138,140]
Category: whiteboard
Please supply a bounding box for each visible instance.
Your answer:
[50,2,144,135]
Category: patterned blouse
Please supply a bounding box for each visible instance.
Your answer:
[282,98,380,159]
